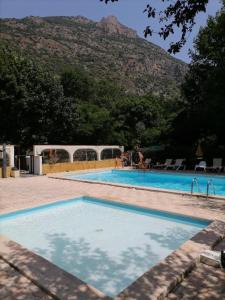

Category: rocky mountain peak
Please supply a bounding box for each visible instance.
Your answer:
[100,15,120,25]
[98,15,137,38]
[0,15,187,96]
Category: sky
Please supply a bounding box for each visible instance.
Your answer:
[0,0,222,63]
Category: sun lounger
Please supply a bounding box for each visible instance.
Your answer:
[153,159,173,169]
[207,158,223,172]
[195,160,207,172]
[166,158,185,170]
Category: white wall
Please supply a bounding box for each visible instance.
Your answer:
[33,156,42,175]
[33,145,124,162]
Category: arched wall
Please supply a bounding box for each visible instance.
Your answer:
[33,145,124,162]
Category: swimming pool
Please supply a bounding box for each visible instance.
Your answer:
[65,169,225,196]
[0,196,209,297]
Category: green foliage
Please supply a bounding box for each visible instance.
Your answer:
[0,46,176,150]
[75,103,111,144]
[0,47,77,148]
[61,67,94,100]
[108,95,170,147]
[172,3,225,152]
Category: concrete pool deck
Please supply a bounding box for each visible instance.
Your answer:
[0,174,225,299]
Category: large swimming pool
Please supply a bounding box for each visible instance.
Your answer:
[0,196,209,297]
[65,169,225,196]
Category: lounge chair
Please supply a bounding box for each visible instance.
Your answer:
[195,160,207,172]
[207,158,223,172]
[166,158,185,170]
[153,159,173,169]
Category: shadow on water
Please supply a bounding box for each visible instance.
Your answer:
[35,233,159,297]
[144,226,199,250]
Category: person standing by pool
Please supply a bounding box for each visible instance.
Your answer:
[121,152,129,167]
[138,151,145,168]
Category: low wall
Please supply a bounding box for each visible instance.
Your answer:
[0,167,11,178]
[42,159,120,174]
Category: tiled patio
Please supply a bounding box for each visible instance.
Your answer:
[0,259,54,300]
[0,174,225,299]
[1,175,225,220]
[166,238,225,300]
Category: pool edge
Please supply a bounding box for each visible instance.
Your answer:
[49,174,225,201]
[0,195,212,225]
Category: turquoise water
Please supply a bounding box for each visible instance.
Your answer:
[66,170,225,196]
[0,197,209,297]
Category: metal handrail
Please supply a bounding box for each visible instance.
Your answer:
[191,178,200,194]
[206,179,216,198]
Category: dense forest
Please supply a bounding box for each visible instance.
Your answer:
[0,2,224,160]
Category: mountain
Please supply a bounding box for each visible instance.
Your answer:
[0,15,188,96]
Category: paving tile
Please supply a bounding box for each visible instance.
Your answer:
[0,259,53,300]
[166,263,225,300]
[1,175,225,223]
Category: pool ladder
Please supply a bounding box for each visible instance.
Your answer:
[206,179,215,199]
[191,178,216,198]
[191,178,200,194]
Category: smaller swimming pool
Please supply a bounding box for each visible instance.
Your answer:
[0,196,210,297]
[65,169,225,196]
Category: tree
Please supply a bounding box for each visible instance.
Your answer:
[172,2,225,153]
[109,95,169,147]
[0,47,77,148]
[101,0,209,53]
[61,67,95,100]
[75,103,111,144]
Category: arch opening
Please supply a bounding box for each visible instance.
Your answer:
[101,148,121,160]
[73,149,97,161]
[41,149,70,164]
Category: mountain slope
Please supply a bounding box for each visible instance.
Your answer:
[0,15,187,96]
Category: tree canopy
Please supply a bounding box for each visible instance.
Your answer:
[1,2,224,159]
[101,0,209,53]
[0,46,174,150]
[172,2,225,155]
[0,47,77,148]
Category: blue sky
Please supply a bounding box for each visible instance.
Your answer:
[0,0,222,62]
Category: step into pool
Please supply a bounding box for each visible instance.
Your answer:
[0,197,210,298]
[65,169,225,196]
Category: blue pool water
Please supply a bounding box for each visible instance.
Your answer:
[66,170,225,196]
[0,197,209,297]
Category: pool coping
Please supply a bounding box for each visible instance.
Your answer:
[49,170,225,201]
[1,197,225,300]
